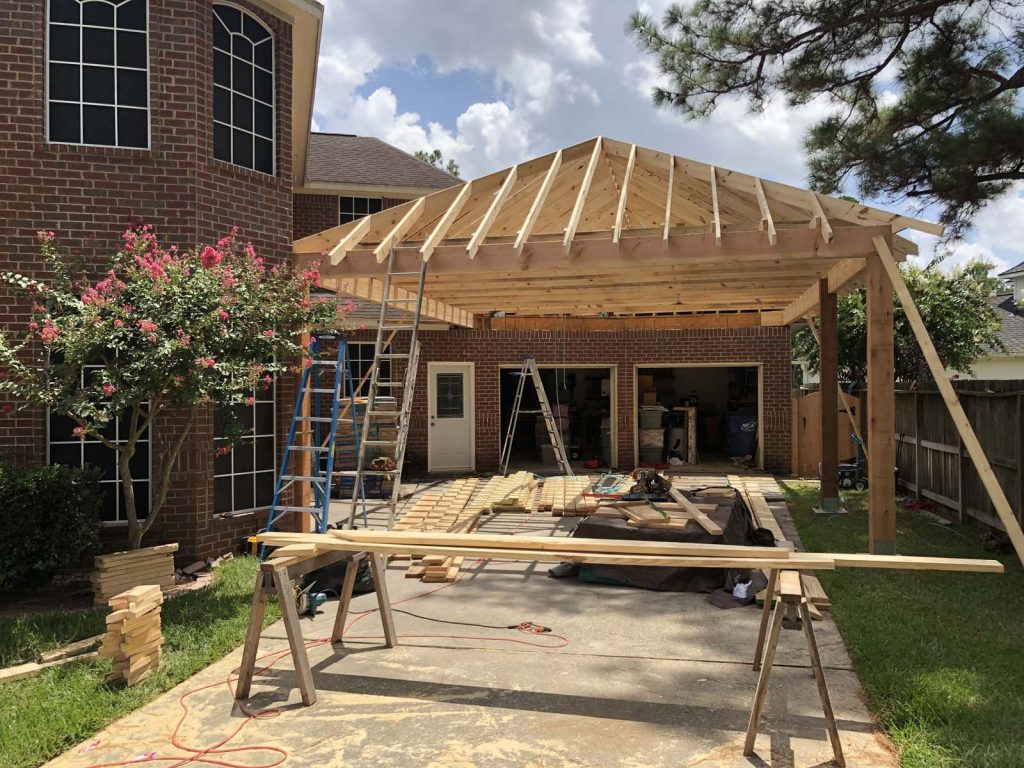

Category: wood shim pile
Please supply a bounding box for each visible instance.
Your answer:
[91,543,177,606]
[537,476,594,515]
[99,585,164,686]
[394,472,539,582]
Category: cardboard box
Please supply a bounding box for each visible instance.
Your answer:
[638,374,655,389]
[641,391,658,406]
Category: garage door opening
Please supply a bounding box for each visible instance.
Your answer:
[636,365,761,469]
[499,366,615,474]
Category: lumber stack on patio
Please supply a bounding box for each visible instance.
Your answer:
[90,543,178,606]
[99,585,164,686]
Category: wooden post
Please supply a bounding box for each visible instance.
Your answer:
[1018,394,1024,529]
[914,391,922,500]
[865,250,897,554]
[874,235,1024,565]
[819,279,840,512]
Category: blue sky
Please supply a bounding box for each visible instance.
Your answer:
[312,0,1024,276]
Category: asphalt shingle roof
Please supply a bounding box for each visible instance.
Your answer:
[988,292,1024,355]
[305,133,461,190]
[999,260,1024,277]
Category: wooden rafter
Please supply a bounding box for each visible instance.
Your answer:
[421,182,472,262]
[663,154,675,242]
[754,177,777,246]
[613,143,636,244]
[325,277,474,328]
[709,165,722,246]
[327,215,373,265]
[563,137,603,250]
[808,191,834,243]
[467,167,517,259]
[515,149,562,256]
[373,196,425,263]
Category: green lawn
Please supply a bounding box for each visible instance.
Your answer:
[0,556,280,768]
[782,481,1024,768]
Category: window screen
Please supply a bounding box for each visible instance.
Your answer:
[212,4,274,174]
[47,0,149,148]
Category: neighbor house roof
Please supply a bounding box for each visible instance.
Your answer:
[302,134,462,196]
[293,135,938,327]
[987,293,1024,356]
[999,260,1024,278]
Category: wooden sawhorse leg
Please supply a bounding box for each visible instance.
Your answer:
[745,570,845,767]
[752,568,779,672]
[235,550,399,707]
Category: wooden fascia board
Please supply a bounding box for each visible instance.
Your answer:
[318,224,894,280]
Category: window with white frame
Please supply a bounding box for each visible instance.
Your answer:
[47,365,151,523]
[339,196,383,225]
[348,341,389,386]
[47,0,149,148]
[213,377,276,515]
[212,4,274,174]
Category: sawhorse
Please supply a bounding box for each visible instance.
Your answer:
[235,549,398,706]
[747,569,845,766]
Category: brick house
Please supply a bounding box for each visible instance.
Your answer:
[0,0,323,560]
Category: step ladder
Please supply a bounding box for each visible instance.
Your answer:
[342,248,427,529]
[263,333,361,542]
[499,355,573,476]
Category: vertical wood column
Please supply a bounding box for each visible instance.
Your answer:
[866,253,896,553]
[818,279,839,512]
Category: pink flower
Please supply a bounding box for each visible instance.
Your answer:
[137,319,158,334]
[245,242,256,259]
[102,384,116,397]
[263,329,274,338]
[40,320,59,345]
[344,300,357,314]
[197,356,215,368]
[1,404,12,415]
[301,267,321,286]
[36,230,56,244]
[200,245,222,268]
[215,445,232,457]
[147,334,158,344]
[217,309,229,321]
[72,426,86,439]
[245,395,256,406]
[28,321,38,331]
[113,318,124,328]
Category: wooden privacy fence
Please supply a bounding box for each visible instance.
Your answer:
[791,389,862,478]
[895,380,1024,531]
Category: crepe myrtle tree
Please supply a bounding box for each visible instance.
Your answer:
[0,226,347,549]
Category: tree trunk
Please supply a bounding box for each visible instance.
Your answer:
[137,407,198,546]
[119,446,143,549]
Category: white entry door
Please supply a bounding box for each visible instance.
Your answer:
[427,362,475,473]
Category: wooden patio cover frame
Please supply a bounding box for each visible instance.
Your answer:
[293,135,1024,564]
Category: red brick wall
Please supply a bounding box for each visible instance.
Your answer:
[0,0,294,561]
[353,327,792,475]
[293,194,409,240]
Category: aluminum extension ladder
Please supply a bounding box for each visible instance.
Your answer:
[342,248,427,529]
[499,355,573,476]
[263,333,361,543]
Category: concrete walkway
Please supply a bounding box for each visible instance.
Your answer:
[47,514,896,768]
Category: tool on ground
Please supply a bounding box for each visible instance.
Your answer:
[294,581,328,617]
[838,433,868,490]
[343,247,427,529]
[623,468,672,500]
[500,355,572,476]
[262,333,362,548]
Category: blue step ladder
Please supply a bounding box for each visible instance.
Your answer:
[263,333,362,541]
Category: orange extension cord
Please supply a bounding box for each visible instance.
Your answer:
[83,558,569,768]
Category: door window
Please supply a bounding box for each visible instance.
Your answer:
[435,373,463,418]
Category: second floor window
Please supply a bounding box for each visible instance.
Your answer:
[212,4,274,175]
[339,196,383,225]
[47,0,149,148]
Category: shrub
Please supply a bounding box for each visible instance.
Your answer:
[0,463,104,589]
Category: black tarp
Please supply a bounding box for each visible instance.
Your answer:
[569,494,764,592]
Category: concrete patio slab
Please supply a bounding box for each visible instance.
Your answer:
[46,513,896,768]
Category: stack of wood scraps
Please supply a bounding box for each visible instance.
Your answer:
[0,635,102,683]
[91,543,177,606]
[99,584,164,686]
[537,475,593,515]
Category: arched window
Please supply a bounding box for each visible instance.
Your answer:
[212,4,274,174]
[47,0,149,148]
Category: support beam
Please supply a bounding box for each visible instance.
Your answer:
[780,257,866,325]
[325,277,474,328]
[468,167,517,259]
[613,144,636,244]
[421,182,472,261]
[515,150,562,256]
[806,314,866,457]
[663,155,675,242]
[818,281,840,512]
[563,137,603,250]
[754,177,777,246]
[327,215,373,265]
[865,247,896,554]
[373,196,425,263]
[709,165,722,246]
[874,236,1024,565]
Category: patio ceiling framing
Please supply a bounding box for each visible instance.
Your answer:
[294,136,938,325]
